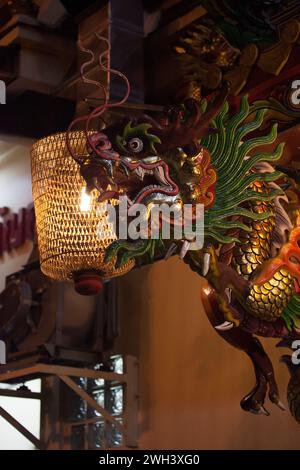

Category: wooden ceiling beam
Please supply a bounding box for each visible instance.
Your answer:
[0,91,75,138]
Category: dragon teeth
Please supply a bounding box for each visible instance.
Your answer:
[131,164,174,203]
[134,165,170,187]
[154,166,169,186]
[135,167,145,180]
[142,156,160,164]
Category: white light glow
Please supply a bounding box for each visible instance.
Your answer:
[80,187,91,212]
[203,286,212,296]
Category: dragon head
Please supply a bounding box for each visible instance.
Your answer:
[75,84,229,268]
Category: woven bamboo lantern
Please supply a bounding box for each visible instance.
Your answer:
[31,131,134,295]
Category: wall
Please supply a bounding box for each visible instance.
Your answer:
[0,134,34,291]
[0,380,41,450]
[117,257,300,450]
[0,134,40,450]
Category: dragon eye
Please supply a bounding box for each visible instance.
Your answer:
[128,137,143,153]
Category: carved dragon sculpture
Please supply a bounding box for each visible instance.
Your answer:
[67,41,300,424]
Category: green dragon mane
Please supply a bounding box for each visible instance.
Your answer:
[200,95,285,245]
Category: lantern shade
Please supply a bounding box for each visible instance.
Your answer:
[31,132,134,283]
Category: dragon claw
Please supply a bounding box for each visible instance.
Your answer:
[269,390,286,411]
[225,288,232,303]
[202,252,211,276]
[275,400,286,411]
[179,240,190,259]
[240,365,284,417]
[215,321,234,331]
[259,406,270,417]
[246,404,270,416]
[165,242,178,260]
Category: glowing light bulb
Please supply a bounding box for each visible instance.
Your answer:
[203,286,212,296]
[80,187,91,212]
